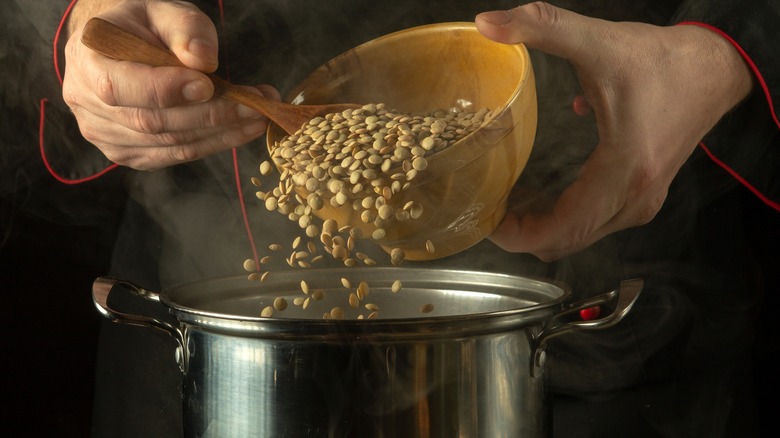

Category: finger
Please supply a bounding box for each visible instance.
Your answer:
[489,149,630,260]
[476,2,604,62]
[83,59,214,108]
[145,1,219,72]
[75,111,268,170]
[110,121,268,170]
[85,85,269,134]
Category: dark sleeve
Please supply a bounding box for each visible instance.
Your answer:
[1,0,118,194]
[671,0,780,211]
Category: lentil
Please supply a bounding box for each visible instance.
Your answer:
[249,103,493,319]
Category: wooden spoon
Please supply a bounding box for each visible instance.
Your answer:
[81,17,360,135]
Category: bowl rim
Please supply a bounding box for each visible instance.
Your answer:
[265,21,534,183]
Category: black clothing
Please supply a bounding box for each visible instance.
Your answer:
[3,1,779,437]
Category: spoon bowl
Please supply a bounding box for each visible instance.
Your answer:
[80,18,360,134]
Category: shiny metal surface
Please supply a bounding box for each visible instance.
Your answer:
[92,268,642,438]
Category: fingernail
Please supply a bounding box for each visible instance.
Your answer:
[182,80,211,102]
[478,10,512,25]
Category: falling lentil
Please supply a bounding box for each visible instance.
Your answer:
[273,297,288,311]
[247,103,494,319]
[243,258,257,272]
[348,293,360,308]
[419,303,435,314]
[330,307,345,320]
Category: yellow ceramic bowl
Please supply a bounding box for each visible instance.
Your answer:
[267,22,537,260]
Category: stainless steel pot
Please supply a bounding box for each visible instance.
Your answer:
[92,268,642,438]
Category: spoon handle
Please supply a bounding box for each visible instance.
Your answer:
[80,18,280,117]
[81,17,360,134]
[82,18,186,68]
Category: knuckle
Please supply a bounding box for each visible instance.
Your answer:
[528,2,559,28]
[165,144,203,164]
[77,124,101,145]
[127,108,166,134]
[61,81,80,108]
[98,146,130,167]
[205,104,227,127]
[149,75,181,108]
[93,71,118,106]
[634,192,666,225]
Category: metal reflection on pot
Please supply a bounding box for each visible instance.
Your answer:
[92,267,642,438]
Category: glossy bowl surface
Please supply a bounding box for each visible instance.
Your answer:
[267,22,537,259]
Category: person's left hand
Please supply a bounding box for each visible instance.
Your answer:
[476,3,754,261]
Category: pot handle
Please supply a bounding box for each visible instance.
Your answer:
[92,276,184,347]
[531,278,643,375]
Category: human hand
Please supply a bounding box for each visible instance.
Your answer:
[63,0,277,170]
[476,2,753,261]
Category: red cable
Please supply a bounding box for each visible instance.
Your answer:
[53,0,79,85]
[45,0,261,269]
[677,22,780,212]
[217,0,261,268]
[39,98,121,185]
[699,141,780,212]
[42,0,120,183]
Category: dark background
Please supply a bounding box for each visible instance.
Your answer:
[1,172,127,437]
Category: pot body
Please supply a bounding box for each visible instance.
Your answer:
[182,325,545,438]
[93,268,642,438]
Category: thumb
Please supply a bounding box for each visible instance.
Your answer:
[147,1,219,73]
[475,2,597,62]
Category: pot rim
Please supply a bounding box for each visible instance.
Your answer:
[158,267,571,338]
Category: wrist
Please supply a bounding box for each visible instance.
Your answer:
[674,23,754,111]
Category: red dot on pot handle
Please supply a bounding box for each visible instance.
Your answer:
[579,306,601,320]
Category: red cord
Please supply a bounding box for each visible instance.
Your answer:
[45,0,261,268]
[217,0,260,268]
[676,22,780,212]
[42,0,120,183]
[53,0,79,85]
[699,141,780,212]
[39,98,121,185]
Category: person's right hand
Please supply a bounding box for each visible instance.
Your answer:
[63,0,278,170]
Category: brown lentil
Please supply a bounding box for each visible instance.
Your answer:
[419,303,435,313]
[249,103,493,320]
[273,297,288,311]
